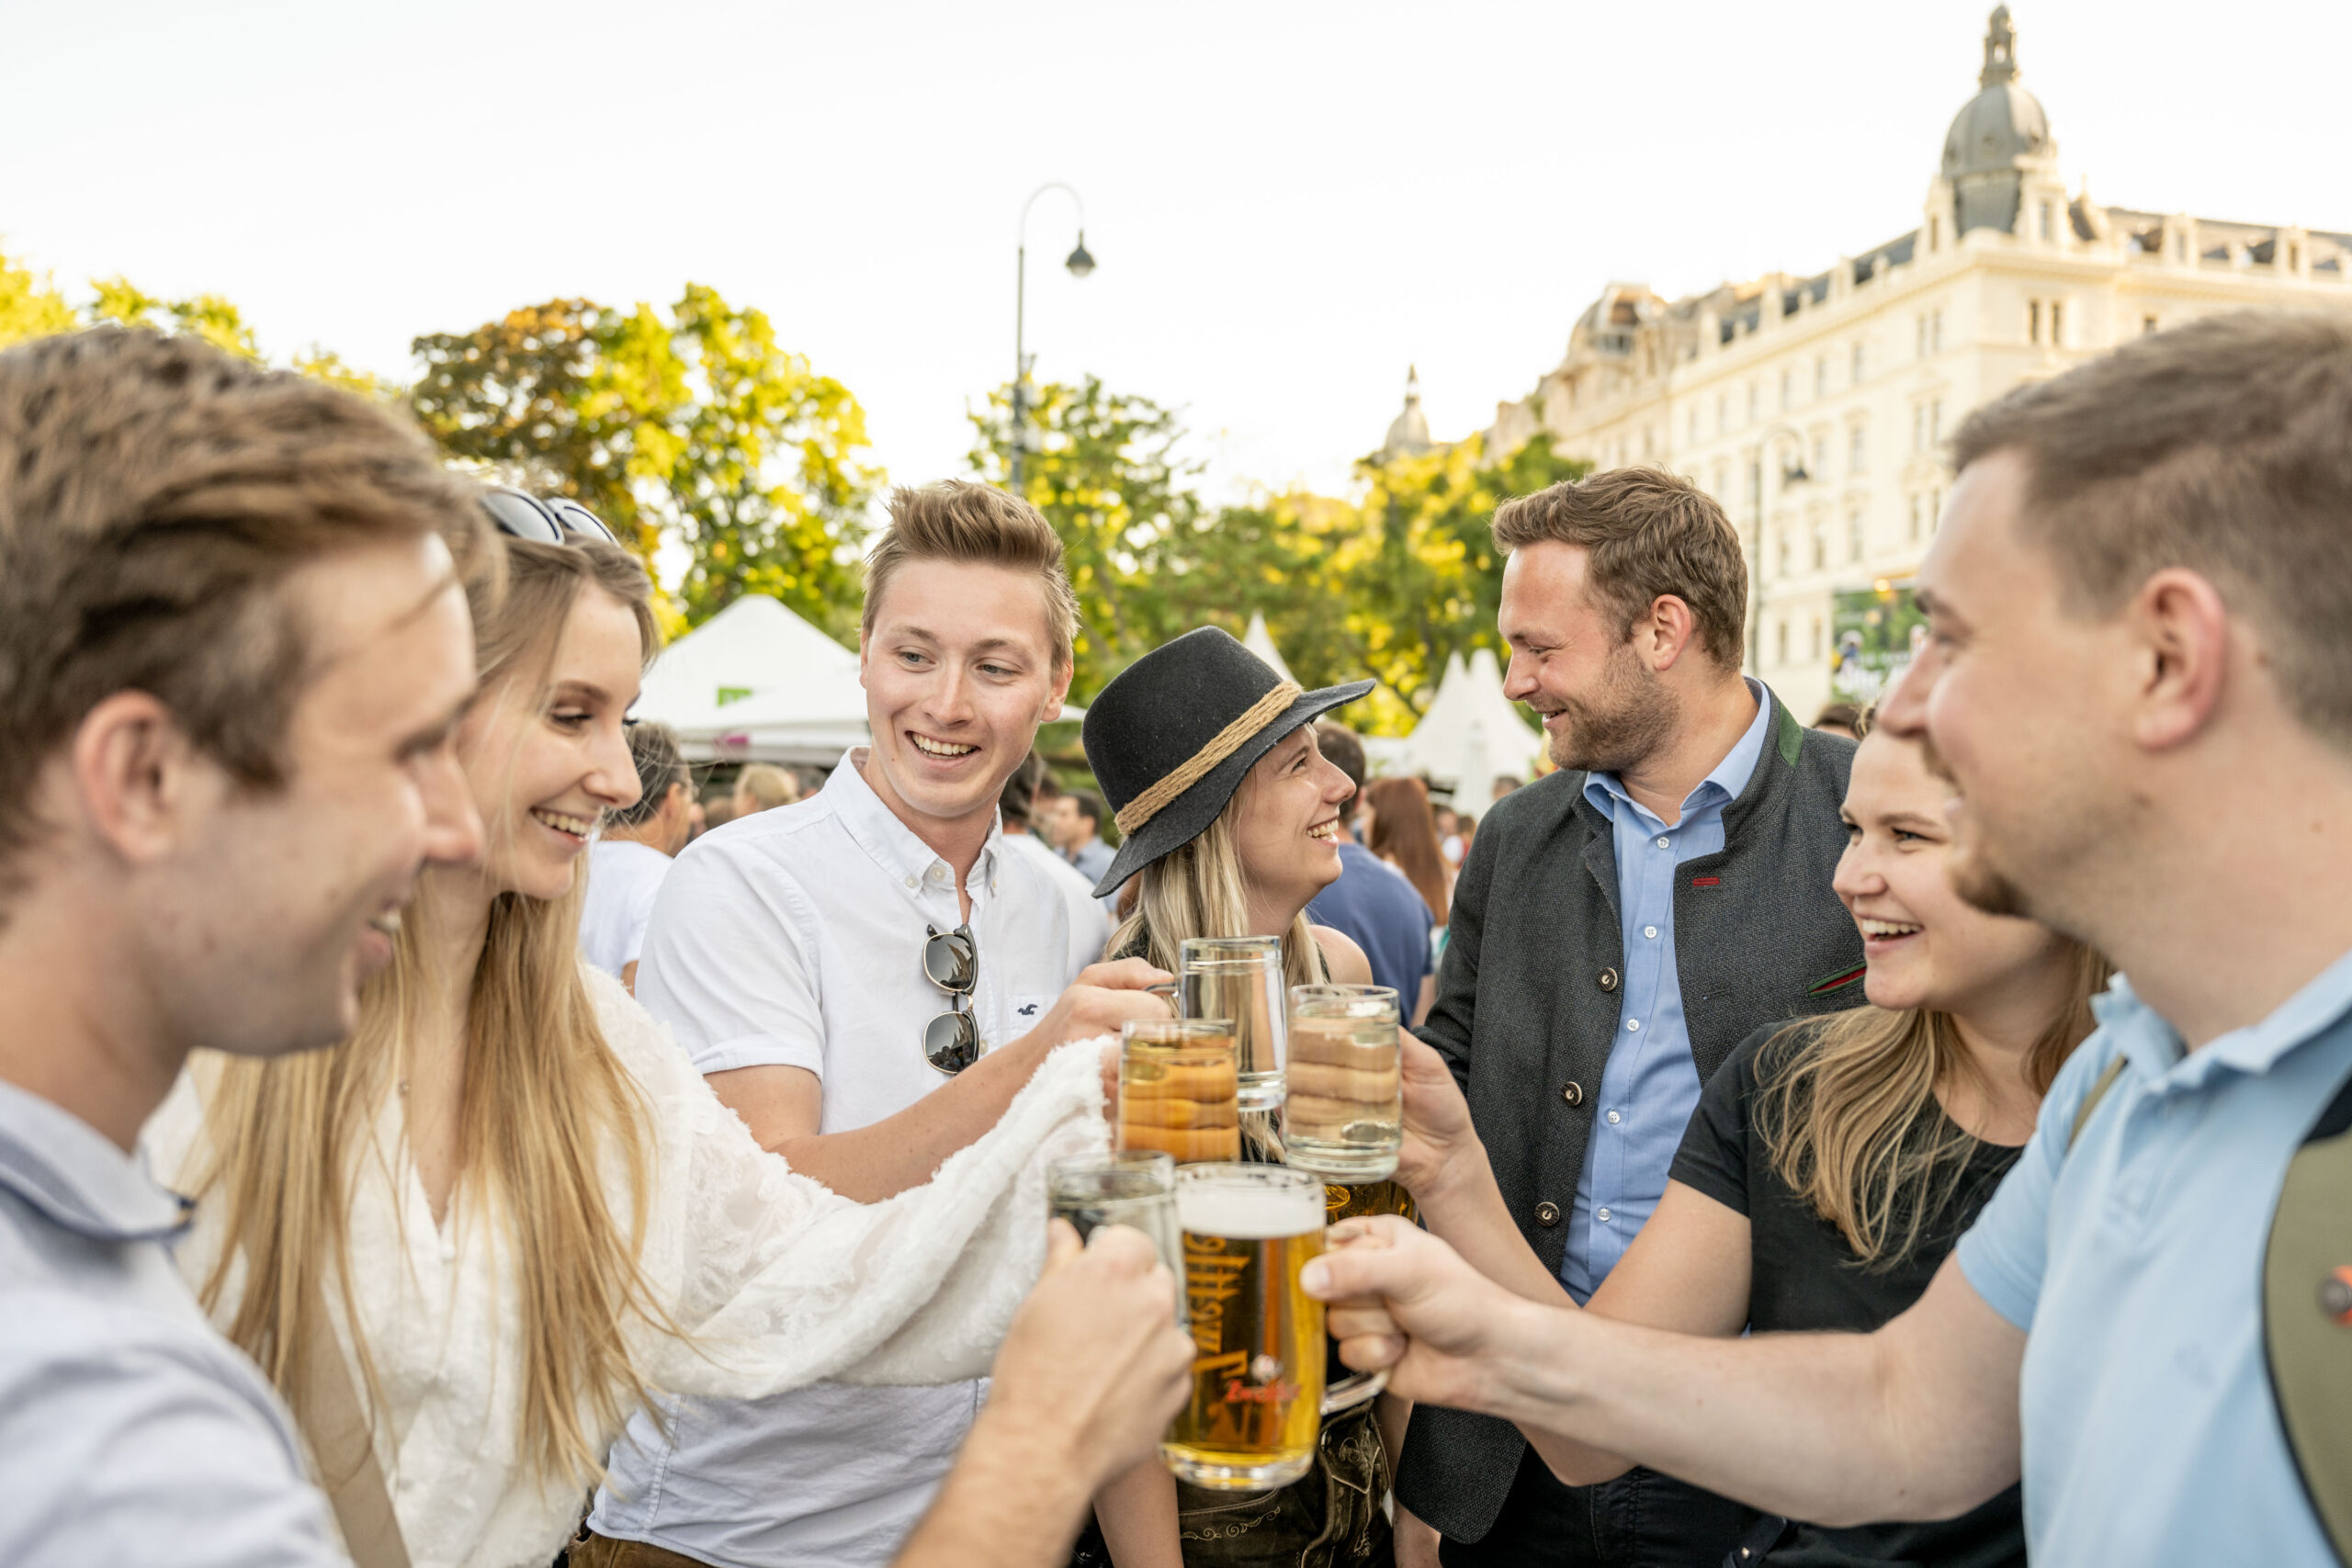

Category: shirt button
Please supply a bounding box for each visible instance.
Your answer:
[1535,1201,1562,1226]
[1606,1110,1622,1124]
[1656,836,1671,850]
[1596,1206,1613,1224]
[904,875,918,888]
[928,865,946,883]
[1626,1018,1641,1032]
[1644,925,1658,940]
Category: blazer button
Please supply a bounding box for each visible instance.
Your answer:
[1599,967,1619,992]
[1561,1080,1585,1108]
[1535,1201,1562,1227]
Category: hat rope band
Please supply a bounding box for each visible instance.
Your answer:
[1114,679,1304,837]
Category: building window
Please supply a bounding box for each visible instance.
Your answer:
[2039,201,2054,242]
[1851,342,1866,384]
[2050,302,2064,345]
[2029,299,2042,344]
[1810,615,1825,662]
[1931,310,1944,353]
[1776,617,1790,667]
[1849,423,1868,475]
[1917,315,1928,358]
[1909,494,1926,540]
[1776,527,1792,579]
[1747,383,1760,423]
[1780,369,1793,411]
[1931,400,1944,445]
[2143,313,2160,335]
[1716,392,1729,433]
[1913,405,1929,454]
[1810,434,1829,479]
[1815,356,1828,399]
[1811,519,1828,571]
[1847,509,1866,562]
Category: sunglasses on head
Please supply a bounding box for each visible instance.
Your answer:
[922,923,981,1075]
[481,486,619,547]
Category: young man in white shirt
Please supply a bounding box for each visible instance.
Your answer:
[586,481,1173,1568]
[579,720,693,989]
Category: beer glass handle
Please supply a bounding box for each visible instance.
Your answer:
[1321,1365,1389,1415]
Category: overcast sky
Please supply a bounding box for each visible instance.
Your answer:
[5,0,2345,504]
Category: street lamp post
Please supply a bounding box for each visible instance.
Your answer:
[1012,183,1096,495]
[1748,423,1814,674]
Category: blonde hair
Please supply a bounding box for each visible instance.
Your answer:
[733,761,797,811]
[861,481,1078,671]
[187,536,678,1488]
[1756,707,2110,1268]
[1109,795,1329,995]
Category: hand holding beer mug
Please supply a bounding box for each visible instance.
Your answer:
[1163,1164,1387,1490]
[1282,985,1403,1180]
[1116,1018,1241,1164]
[1047,1150,1187,1325]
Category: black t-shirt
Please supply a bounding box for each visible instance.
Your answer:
[1666,1021,2027,1568]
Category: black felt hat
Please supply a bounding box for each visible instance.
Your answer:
[1080,627,1374,898]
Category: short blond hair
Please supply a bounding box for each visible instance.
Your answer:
[862,481,1079,670]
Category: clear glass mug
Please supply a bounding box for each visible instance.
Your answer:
[1178,936,1288,1113]
[1162,1164,1388,1491]
[1115,1018,1242,1165]
[1046,1149,1187,1326]
[1282,985,1403,1181]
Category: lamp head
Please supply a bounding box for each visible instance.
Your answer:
[1065,231,1097,278]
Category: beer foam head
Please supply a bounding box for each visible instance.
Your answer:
[1177,1179,1323,1239]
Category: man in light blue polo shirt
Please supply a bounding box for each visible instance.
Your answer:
[1306,309,2352,1567]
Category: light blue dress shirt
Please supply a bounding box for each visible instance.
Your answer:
[1562,681,1771,1301]
[0,1078,343,1566]
[1956,950,2352,1566]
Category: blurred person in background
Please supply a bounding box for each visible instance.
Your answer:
[1489,775,1522,805]
[1433,805,1464,869]
[1307,725,1437,1023]
[581,721,692,991]
[1001,749,1115,983]
[732,761,798,817]
[1813,702,1861,739]
[1053,788,1118,892]
[1363,777,1454,961]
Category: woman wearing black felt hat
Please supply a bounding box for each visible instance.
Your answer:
[1073,626,1399,1568]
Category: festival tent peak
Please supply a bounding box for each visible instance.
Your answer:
[1391,647,1544,803]
[631,594,868,763]
[1241,612,1295,683]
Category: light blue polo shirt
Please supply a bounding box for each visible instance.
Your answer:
[1956,948,2352,1567]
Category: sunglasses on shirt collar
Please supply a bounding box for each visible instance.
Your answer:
[480,486,620,547]
[923,923,981,1075]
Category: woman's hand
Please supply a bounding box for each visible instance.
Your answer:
[1395,1032,1486,1201]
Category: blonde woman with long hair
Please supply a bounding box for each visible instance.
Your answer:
[1385,709,2107,1568]
[144,506,1121,1568]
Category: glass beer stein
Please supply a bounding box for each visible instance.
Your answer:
[1179,936,1288,1113]
[1282,985,1403,1181]
[1116,1019,1242,1164]
[1046,1149,1187,1325]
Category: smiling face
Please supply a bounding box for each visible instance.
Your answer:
[457,585,645,903]
[1834,726,2068,1016]
[1878,452,2126,931]
[1229,727,1354,919]
[858,558,1071,840]
[1499,540,1678,775]
[155,536,483,1053]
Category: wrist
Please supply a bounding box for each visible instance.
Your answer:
[961,1398,1098,1511]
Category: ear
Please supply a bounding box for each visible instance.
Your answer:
[71,691,216,865]
[1638,594,1702,674]
[1039,656,1075,725]
[2125,568,2231,752]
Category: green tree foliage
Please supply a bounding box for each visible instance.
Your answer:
[87,277,261,359]
[412,287,879,637]
[971,377,1584,728]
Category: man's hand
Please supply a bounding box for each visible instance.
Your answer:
[1301,1215,1531,1417]
[1393,1032,1485,1200]
[1023,958,1174,1055]
[979,1220,1195,1495]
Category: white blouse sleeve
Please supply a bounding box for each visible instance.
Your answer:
[593,970,1111,1398]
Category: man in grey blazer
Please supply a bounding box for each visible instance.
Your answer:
[1395,468,1866,1567]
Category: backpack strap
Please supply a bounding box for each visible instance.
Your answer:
[2066,1055,2129,1150]
[293,1269,413,1568]
[2264,1059,2352,1568]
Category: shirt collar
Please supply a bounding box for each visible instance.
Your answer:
[825,748,1001,898]
[1583,678,1773,826]
[0,1078,191,1244]
[2094,943,2352,1090]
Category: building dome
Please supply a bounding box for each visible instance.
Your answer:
[1383,366,1432,458]
[1939,7,2053,236]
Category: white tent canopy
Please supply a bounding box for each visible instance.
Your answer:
[1390,647,1544,802]
[633,595,868,764]
[1240,612,1295,683]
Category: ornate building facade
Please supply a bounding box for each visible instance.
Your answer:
[1480,7,2352,719]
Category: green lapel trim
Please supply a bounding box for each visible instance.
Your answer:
[1774,695,1804,769]
[1807,962,1868,997]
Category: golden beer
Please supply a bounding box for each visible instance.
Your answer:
[1283,986,1402,1180]
[1163,1164,1327,1490]
[1117,1020,1242,1164]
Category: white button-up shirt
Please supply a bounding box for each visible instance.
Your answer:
[591,750,1076,1567]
